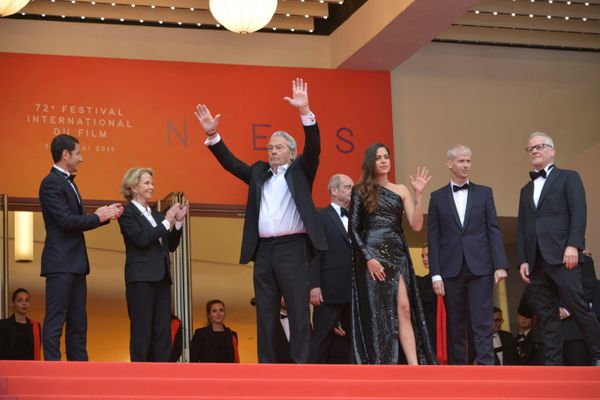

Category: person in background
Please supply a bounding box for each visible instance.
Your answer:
[416,243,437,351]
[492,307,517,365]
[0,288,42,360]
[190,300,240,363]
[514,312,537,365]
[309,174,354,364]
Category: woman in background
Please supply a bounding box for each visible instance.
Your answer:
[0,288,42,360]
[350,143,436,365]
[190,299,240,363]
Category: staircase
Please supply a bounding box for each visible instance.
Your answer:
[1,361,599,399]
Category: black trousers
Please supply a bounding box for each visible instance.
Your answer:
[254,234,311,363]
[309,302,351,364]
[42,273,88,361]
[531,250,600,365]
[444,261,494,365]
[126,277,172,362]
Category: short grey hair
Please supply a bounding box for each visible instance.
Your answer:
[327,174,343,194]
[529,131,554,147]
[121,167,153,201]
[271,131,297,158]
[447,144,472,160]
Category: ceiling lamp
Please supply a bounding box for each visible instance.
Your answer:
[0,0,30,17]
[209,0,278,34]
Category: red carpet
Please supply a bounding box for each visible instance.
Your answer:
[1,361,599,399]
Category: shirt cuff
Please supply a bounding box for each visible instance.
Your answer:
[300,112,316,126]
[204,133,221,146]
[162,219,171,231]
[175,221,183,230]
[431,275,442,282]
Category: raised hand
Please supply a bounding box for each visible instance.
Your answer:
[175,200,189,223]
[283,78,310,115]
[194,104,221,136]
[409,167,431,195]
[165,203,180,226]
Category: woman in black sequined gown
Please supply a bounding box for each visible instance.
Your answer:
[350,143,436,365]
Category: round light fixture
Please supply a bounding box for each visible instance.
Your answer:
[209,0,278,34]
[0,0,30,17]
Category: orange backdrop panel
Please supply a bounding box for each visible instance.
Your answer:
[0,52,394,208]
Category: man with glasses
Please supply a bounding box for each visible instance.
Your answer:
[517,132,600,366]
[492,307,517,365]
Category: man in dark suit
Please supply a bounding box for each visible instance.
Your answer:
[39,134,122,361]
[514,311,537,365]
[194,78,326,363]
[517,132,600,366]
[309,173,354,364]
[492,307,517,365]
[428,144,507,365]
[416,243,437,352]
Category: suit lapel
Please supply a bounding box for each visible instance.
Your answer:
[326,205,350,246]
[52,168,82,213]
[524,182,536,212]
[462,183,474,232]
[445,184,463,230]
[255,167,272,214]
[537,167,560,210]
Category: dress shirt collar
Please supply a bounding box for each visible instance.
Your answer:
[131,199,151,216]
[269,163,289,176]
[450,179,470,189]
[53,164,71,177]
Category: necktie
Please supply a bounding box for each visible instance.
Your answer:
[340,208,348,217]
[452,183,469,192]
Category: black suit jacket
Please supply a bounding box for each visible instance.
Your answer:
[517,167,586,268]
[495,330,518,365]
[309,205,352,304]
[208,123,326,264]
[0,315,41,360]
[39,167,106,276]
[428,182,507,278]
[118,203,182,283]
[190,325,238,363]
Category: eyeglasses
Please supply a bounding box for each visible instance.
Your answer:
[494,318,504,323]
[525,143,553,153]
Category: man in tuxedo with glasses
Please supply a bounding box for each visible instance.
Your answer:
[517,132,600,366]
[39,134,122,360]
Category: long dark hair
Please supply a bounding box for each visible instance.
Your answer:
[355,143,390,214]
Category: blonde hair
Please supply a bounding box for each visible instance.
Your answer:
[120,167,153,201]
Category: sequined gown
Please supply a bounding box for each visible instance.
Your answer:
[349,186,436,364]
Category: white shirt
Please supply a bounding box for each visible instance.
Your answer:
[131,200,170,244]
[450,179,469,227]
[205,113,317,238]
[493,332,504,365]
[330,202,348,232]
[533,164,554,207]
[53,164,80,204]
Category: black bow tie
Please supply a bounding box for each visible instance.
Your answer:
[453,183,469,192]
[67,174,76,182]
[529,165,554,181]
[280,314,288,320]
[340,208,348,218]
